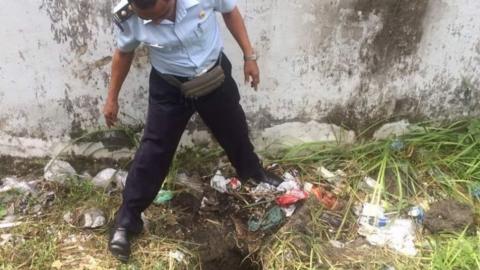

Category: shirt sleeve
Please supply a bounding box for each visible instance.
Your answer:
[115,21,140,52]
[213,0,237,13]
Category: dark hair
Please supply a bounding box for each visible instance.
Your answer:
[128,0,158,9]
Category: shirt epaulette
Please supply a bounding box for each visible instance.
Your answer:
[113,0,134,31]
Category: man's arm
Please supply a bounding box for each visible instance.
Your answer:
[222,7,260,90]
[104,48,135,127]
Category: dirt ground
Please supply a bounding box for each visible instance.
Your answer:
[0,156,48,179]
[2,136,480,270]
[424,199,475,234]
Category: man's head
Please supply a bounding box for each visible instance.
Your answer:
[128,0,157,10]
[128,0,175,22]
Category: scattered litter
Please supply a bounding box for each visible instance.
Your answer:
[153,190,174,205]
[39,191,56,207]
[114,170,128,189]
[321,212,343,228]
[0,233,24,246]
[359,203,385,227]
[332,181,348,196]
[44,159,77,183]
[210,170,229,193]
[276,180,300,193]
[175,173,203,194]
[390,138,405,151]
[384,219,417,256]
[377,217,390,227]
[0,222,22,229]
[81,208,106,228]
[360,176,378,190]
[62,208,106,229]
[227,177,242,192]
[360,218,417,256]
[282,171,298,182]
[281,205,297,217]
[208,173,242,194]
[0,177,35,194]
[248,206,285,232]
[0,234,13,246]
[251,182,277,202]
[335,169,347,178]
[329,239,345,249]
[64,234,79,244]
[31,204,42,214]
[408,206,425,224]
[303,182,313,193]
[312,186,339,210]
[141,213,150,231]
[0,215,22,229]
[276,172,300,192]
[361,203,384,218]
[200,197,208,209]
[318,167,337,182]
[317,167,346,184]
[470,182,480,200]
[276,190,308,207]
[266,163,279,170]
[168,250,186,263]
[424,199,474,233]
[200,196,218,210]
[91,168,127,189]
[63,211,74,224]
[352,202,363,216]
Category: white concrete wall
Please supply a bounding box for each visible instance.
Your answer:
[0,0,479,157]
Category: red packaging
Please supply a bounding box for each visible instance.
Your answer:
[276,190,309,206]
[227,177,242,191]
[312,186,339,210]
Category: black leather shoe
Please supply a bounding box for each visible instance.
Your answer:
[253,170,284,187]
[109,227,132,262]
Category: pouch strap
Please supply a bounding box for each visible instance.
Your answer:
[158,74,183,88]
[157,53,223,88]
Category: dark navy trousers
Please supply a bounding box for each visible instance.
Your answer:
[116,55,263,233]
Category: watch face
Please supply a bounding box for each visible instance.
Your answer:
[113,1,134,24]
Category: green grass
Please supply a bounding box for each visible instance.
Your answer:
[259,119,480,269]
[9,235,58,269]
[0,205,6,219]
[1,119,480,269]
[0,178,199,270]
[427,231,480,270]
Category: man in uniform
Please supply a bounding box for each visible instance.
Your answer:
[105,0,282,262]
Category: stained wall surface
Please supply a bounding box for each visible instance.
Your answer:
[1,0,479,156]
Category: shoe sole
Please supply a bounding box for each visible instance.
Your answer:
[109,245,130,263]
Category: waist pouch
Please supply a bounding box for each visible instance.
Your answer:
[159,65,225,98]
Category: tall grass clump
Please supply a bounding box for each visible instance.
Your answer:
[260,119,480,269]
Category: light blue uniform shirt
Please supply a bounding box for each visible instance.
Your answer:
[116,0,237,77]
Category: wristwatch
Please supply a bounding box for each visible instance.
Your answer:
[244,53,258,61]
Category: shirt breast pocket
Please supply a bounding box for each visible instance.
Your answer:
[193,12,212,39]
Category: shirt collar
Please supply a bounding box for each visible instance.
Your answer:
[143,0,199,25]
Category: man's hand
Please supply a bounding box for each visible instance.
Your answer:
[244,60,260,91]
[222,7,259,90]
[104,49,135,127]
[103,98,119,127]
